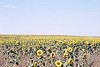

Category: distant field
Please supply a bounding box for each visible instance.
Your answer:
[0,35,100,67]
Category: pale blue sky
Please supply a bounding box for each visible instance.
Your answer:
[0,0,99,36]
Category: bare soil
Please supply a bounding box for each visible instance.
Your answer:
[0,52,100,67]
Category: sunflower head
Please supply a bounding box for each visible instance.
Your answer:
[68,58,73,64]
[82,53,87,59]
[56,43,59,47]
[68,47,73,52]
[47,45,50,50]
[63,52,68,58]
[62,40,66,44]
[82,49,85,52]
[55,60,62,67]
[37,49,43,56]
[63,49,68,58]
[82,49,86,53]
[64,49,68,53]
[50,52,55,58]
[33,62,38,67]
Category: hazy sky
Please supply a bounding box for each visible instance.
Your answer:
[0,0,99,36]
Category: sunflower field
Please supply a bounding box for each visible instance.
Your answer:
[0,35,100,67]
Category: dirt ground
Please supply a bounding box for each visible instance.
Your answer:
[0,52,100,67]
[89,52,100,67]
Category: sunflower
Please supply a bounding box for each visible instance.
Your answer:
[37,49,43,56]
[82,53,87,59]
[50,52,55,58]
[82,49,86,53]
[33,62,38,67]
[64,49,68,53]
[47,45,50,50]
[55,60,62,67]
[68,58,73,64]
[63,49,68,58]
[63,52,68,58]
[68,47,73,52]
[62,40,66,44]
[34,47,37,52]
[56,43,59,47]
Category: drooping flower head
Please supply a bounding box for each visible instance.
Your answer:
[68,58,73,64]
[50,52,55,58]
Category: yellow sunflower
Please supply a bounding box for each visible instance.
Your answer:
[47,45,50,50]
[33,62,38,67]
[50,52,55,58]
[64,49,68,53]
[37,49,43,56]
[63,49,68,58]
[68,47,73,52]
[63,52,68,58]
[34,47,37,52]
[22,44,25,48]
[55,60,62,67]
[82,49,86,53]
[56,43,59,47]
[82,53,87,59]
[68,58,73,64]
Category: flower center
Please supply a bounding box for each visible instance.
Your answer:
[57,62,60,65]
[38,52,41,54]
